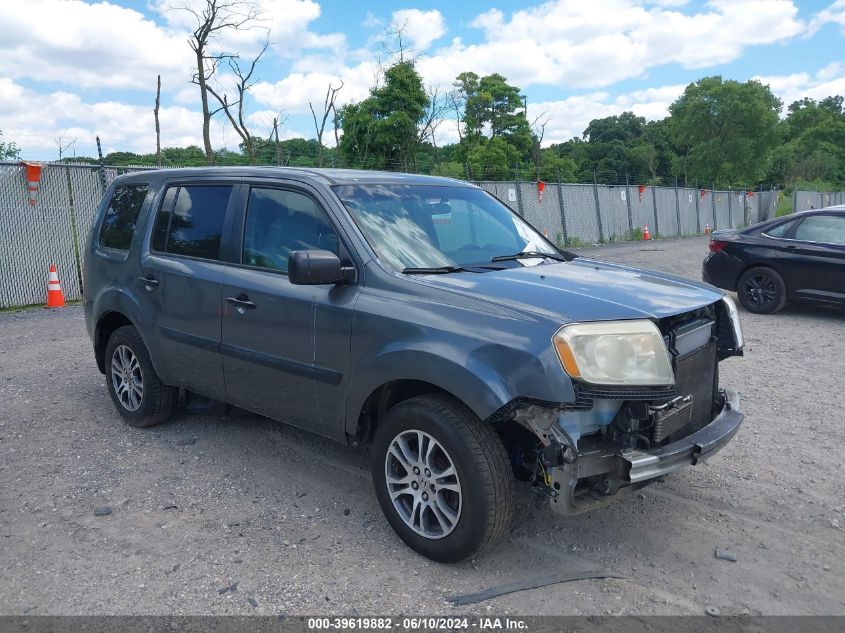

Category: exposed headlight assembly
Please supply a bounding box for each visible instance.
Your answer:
[553,320,674,387]
[720,295,745,350]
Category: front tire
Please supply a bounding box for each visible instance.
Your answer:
[372,394,515,563]
[737,266,787,314]
[104,325,178,428]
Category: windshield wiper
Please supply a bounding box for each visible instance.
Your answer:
[402,263,507,274]
[491,250,571,263]
[402,265,473,274]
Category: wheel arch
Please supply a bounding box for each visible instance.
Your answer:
[347,353,516,444]
[94,311,134,373]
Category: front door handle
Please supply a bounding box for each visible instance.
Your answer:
[138,275,159,289]
[226,294,257,313]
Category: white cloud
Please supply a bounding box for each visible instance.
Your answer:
[0,0,191,89]
[152,0,345,57]
[526,88,682,146]
[0,77,234,159]
[0,0,348,92]
[252,65,376,116]
[807,0,845,36]
[528,61,845,148]
[754,63,845,108]
[390,9,446,52]
[417,0,805,90]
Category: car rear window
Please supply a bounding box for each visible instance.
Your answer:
[151,185,232,260]
[99,185,148,250]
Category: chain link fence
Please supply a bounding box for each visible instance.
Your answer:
[0,160,823,309]
[0,162,151,308]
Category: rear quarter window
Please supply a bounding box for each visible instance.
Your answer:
[762,220,795,238]
[99,185,149,250]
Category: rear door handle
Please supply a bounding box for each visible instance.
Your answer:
[138,275,159,289]
[226,294,257,313]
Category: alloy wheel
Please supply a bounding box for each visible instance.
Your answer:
[742,273,777,310]
[110,344,144,412]
[384,429,462,539]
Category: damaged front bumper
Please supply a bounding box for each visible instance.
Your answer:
[547,390,743,516]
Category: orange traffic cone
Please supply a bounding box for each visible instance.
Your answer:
[704,223,711,236]
[642,224,651,241]
[23,162,43,207]
[46,264,65,308]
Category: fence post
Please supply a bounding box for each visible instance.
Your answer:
[742,185,749,226]
[592,170,604,243]
[674,178,682,236]
[513,174,525,218]
[624,173,634,236]
[728,185,733,228]
[557,169,569,247]
[651,184,660,237]
[96,136,107,193]
[694,179,701,233]
[63,165,85,293]
[712,185,718,229]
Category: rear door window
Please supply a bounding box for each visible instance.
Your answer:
[99,185,148,250]
[151,185,232,260]
[794,215,845,245]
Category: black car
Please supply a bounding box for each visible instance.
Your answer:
[703,207,845,314]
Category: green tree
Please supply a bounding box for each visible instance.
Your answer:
[628,120,677,183]
[669,76,782,186]
[453,73,532,162]
[583,112,644,144]
[767,96,845,187]
[466,136,521,180]
[338,61,429,170]
[0,130,20,160]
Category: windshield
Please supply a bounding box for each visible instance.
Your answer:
[333,184,558,271]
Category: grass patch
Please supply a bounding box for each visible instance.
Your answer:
[775,193,793,217]
[0,299,82,314]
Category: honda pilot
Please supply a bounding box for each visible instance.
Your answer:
[83,168,745,563]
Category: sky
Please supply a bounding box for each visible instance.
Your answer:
[1,0,844,161]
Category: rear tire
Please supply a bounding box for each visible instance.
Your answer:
[372,394,515,563]
[737,267,787,314]
[105,325,178,428]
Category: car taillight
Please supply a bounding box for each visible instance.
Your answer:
[708,240,726,253]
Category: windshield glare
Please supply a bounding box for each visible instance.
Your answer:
[333,184,557,271]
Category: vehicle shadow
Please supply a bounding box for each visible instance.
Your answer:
[163,399,698,589]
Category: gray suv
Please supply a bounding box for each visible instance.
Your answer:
[84,168,745,562]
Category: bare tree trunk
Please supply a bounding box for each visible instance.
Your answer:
[205,40,268,166]
[273,117,281,166]
[154,74,161,167]
[196,50,214,164]
[309,81,343,168]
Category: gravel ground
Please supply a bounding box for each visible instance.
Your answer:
[1,236,843,616]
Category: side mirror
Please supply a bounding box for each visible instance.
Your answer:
[288,250,351,285]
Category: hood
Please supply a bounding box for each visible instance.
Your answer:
[414,257,724,322]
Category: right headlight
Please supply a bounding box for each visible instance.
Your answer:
[553,319,675,387]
